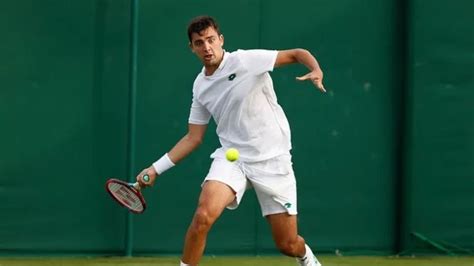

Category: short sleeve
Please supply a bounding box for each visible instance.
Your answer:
[238,49,278,75]
[188,96,211,125]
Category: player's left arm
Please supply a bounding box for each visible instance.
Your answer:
[275,49,325,92]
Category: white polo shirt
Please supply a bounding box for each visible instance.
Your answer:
[188,49,291,162]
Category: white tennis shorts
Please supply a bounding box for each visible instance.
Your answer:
[203,154,297,217]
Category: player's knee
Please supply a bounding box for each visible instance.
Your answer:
[191,208,215,233]
[275,238,300,257]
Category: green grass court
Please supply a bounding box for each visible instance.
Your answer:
[1,256,473,266]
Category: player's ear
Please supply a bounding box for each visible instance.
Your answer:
[189,42,195,53]
[220,34,224,46]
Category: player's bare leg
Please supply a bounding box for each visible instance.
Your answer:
[266,213,321,266]
[181,180,236,266]
[266,213,305,256]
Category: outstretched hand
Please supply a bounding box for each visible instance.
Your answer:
[296,69,325,93]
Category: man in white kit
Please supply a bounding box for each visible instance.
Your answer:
[136,16,325,266]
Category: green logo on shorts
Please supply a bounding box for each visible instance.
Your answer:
[228,73,236,81]
[284,203,292,209]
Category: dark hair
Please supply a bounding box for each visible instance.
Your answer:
[187,16,221,42]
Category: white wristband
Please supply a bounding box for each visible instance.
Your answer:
[152,153,175,175]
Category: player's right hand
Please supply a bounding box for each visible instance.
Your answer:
[136,166,158,187]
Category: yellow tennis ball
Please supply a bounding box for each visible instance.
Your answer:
[225,148,239,162]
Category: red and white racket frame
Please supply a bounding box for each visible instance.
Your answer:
[105,178,147,214]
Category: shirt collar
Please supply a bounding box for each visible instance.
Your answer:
[202,50,228,77]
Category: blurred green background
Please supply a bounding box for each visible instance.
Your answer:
[0,0,472,256]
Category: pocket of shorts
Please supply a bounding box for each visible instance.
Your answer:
[249,154,293,176]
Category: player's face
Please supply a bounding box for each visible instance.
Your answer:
[190,27,224,69]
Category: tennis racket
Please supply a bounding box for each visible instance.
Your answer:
[105,174,150,214]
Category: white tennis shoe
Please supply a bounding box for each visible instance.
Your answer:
[296,256,321,266]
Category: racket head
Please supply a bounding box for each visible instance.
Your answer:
[105,178,146,213]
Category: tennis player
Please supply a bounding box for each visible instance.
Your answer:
[137,15,325,266]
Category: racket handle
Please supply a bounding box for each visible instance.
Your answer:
[133,174,150,190]
[132,182,141,190]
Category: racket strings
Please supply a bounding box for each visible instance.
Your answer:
[108,182,144,212]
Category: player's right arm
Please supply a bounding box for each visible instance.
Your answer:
[137,123,207,186]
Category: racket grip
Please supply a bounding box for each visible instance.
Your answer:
[143,174,150,182]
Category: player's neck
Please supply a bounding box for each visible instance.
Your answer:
[204,66,218,76]
[204,51,224,76]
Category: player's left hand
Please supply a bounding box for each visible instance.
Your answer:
[296,69,325,93]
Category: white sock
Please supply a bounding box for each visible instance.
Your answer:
[299,244,322,265]
[299,244,313,260]
[180,261,190,266]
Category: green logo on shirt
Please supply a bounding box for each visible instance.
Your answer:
[284,203,292,209]
[228,73,236,81]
